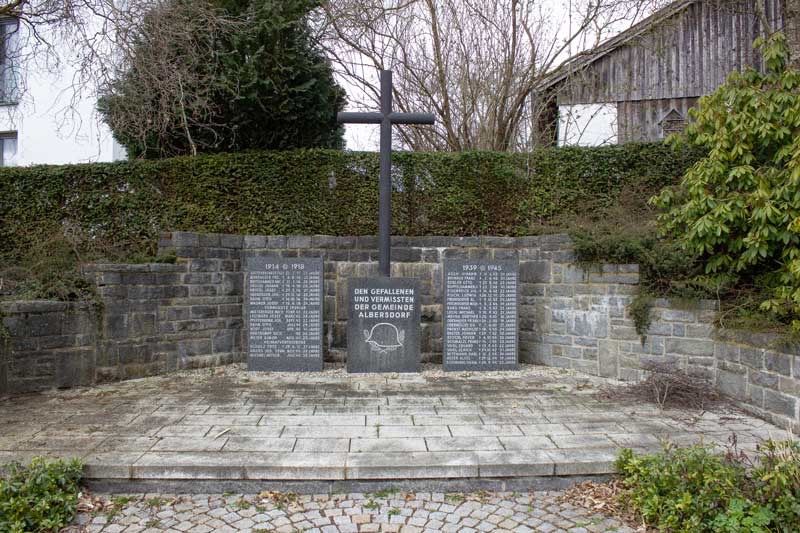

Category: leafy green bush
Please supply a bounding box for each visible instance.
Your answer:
[0,233,97,301]
[652,33,800,329]
[616,440,800,532]
[0,457,84,533]
[752,440,800,530]
[616,446,757,532]
[0,143,701,270]
[572,231,706,296]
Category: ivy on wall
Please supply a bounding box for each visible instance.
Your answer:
[0,144,702,263]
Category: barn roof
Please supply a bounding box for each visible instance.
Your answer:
[537,0,697,91]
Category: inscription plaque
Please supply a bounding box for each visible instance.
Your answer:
[444,259,519,371]
[245,257,323,372]
[347,277,421,373]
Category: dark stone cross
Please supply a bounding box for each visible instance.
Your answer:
[337,70,435,277]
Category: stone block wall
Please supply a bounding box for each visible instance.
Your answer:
[3,229,800,434]
[523,259,800,432]
[156,232,574,364]
[0,301,98,394]
[82,261,243,382]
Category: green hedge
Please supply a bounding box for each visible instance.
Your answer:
[0,144,702,262]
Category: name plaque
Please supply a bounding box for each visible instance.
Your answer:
[245,257,323,372]
[347,277,421,373]
[444,259,519,371]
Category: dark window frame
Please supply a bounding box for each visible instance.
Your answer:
[0,17,19,105]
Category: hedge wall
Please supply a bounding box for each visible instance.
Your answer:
[0,144,703,262]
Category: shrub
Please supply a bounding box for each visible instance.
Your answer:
[651,33,800,329]
[752,440,800,531]
[616,440,800,532]
[0,457,84,533]
[0,143,701,267]
[0,233,96,301]
[616,446,753,532]
[572,231,706,297]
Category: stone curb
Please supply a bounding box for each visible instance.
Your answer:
[80,448,630,483]
[84,474,614,495]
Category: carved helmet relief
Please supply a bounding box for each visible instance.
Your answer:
[363,323,405,354]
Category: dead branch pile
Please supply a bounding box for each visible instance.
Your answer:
[599,361,721,410]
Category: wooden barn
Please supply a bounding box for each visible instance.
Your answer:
[535,0,797,146]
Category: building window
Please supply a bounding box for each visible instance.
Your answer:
[660,109,687,137]
[0,18,19,104]
[557,103,618,146]
[0,131,18,166]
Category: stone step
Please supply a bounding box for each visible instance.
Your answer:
[80,447,632,482]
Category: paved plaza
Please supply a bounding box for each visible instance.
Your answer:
[69,490,636,532]
[1,363,790,488]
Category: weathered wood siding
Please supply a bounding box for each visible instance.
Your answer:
[787,0,800,67]
[617,97,699,142]
[557,0,785,105]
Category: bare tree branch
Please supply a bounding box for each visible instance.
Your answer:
[319,0,668,151]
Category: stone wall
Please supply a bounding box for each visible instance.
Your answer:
[524,259,800,432]
[0,301,98,394]
[156,232,575,364]
[2,231,800,433]
[82,261,242,382]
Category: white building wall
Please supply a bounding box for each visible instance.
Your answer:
[0,22,124,166]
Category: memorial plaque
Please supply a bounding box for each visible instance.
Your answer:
[444,259,519,371]
[347,277,421,373]
[245,257,323,372]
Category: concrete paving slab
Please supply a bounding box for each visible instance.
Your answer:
[283,426,379,439]
[549,448,619,475]
[222,438,296,452]
[449,425,524,437]
[259,415,366,427]
[244,453,348,480]
[82,452,144,479]
[155,426,213,437]
[349,438,427,453]
[365,415,414,426]
[413,415,484,426]
[206,426,283,438]
[293,438,351,453]
[345,452,480,479]
[94,437,161,452]
[549,434,617,449]
[180,415,262,426]
[425,437,504,452]
[0,363,791,488]
[150,437,228,452]
[379,426,451,438]
[498,436,557,450]
[475,451,555,477]
[517,423,573,436]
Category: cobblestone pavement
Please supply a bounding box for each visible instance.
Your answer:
[71,490,636,533]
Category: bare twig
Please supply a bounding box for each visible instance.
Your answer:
[318,0,669,151]
[600,361,721,410]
